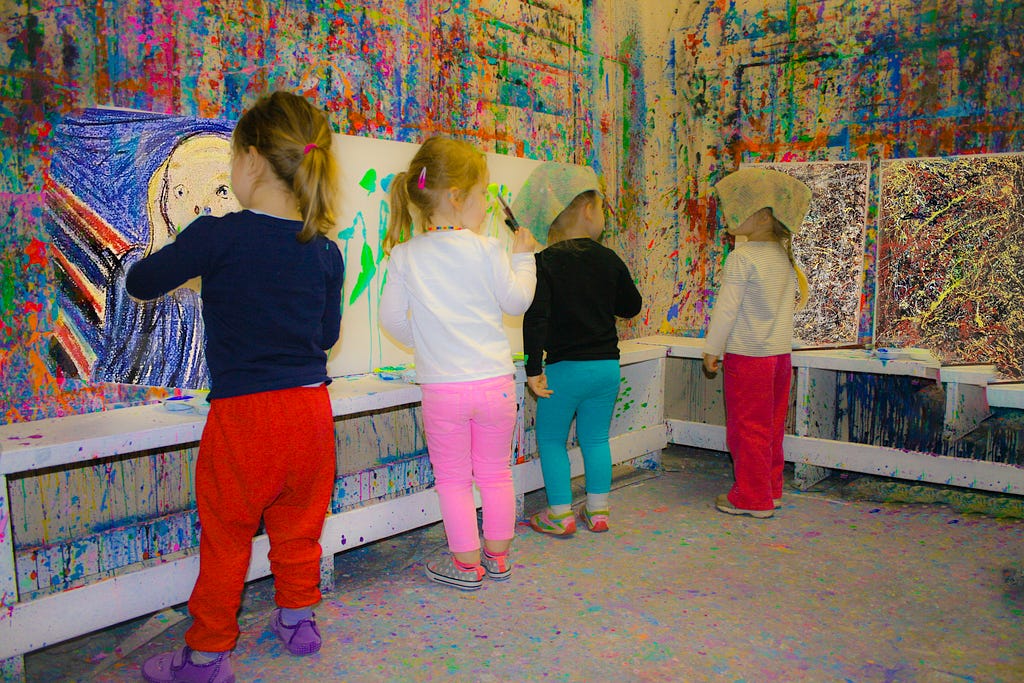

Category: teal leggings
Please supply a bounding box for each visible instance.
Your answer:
[534,360,621,507]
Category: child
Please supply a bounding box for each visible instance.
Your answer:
[512,162,642,536]
[379,137,539,590]
[702,167,812,519]
[131,91,344,681]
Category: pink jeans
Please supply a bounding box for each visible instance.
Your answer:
[723,353,791,511]
[420,375,517,553]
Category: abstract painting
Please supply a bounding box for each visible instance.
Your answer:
[742,161,869,348]
[875,153,1024,379]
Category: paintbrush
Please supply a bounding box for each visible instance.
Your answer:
[496,194,519,232]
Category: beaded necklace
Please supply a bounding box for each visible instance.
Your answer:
[424,225,464,232]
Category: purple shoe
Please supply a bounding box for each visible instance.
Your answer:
[270,608,322,656]
[141,646,234,683]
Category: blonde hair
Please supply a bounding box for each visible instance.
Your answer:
[383,137,487,255]
[232,91,338,243]
[770,215,809,311]
[546,190,599,246]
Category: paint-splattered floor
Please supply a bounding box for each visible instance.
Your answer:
[26,446,1024,682]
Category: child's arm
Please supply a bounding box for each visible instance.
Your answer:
[702,255,745,373]
[491,247,537,317]
[321,242,344,350]
[126,217,212,300]
[379,256,414,348]
[523,257,549,389]
[614,256,643,319]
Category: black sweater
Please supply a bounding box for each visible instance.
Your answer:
[523,238,642,376]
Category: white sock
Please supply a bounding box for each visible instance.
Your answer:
[549,504,572,517]
[587,493,609,511]
[189,649,224,664]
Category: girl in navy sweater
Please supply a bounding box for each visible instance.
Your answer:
[131,91,344,682]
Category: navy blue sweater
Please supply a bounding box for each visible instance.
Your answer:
[523,238,642,377]
[126,210,344,399]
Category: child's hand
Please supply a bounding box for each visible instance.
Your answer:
[527,373,553,398]
[702,353,720,375]
[512,228,540,254]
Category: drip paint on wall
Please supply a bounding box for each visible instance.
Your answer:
[10,400,436,596]
[1,0,633,424]
[13,451,437,597]
[643,2,1024,343]
[875,153,1024,379]
[748,161,869,348]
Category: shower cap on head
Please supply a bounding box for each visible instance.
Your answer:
[714,167,811,234]
[511,162,601,245]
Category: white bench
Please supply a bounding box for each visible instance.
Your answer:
[0,343,666,678]
[641,334,1024,494]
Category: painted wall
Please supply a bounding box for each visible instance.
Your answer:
[632,1,1024,341]
[0,0,637,423]
[2,0,1023,596]
[8,1,1021,423]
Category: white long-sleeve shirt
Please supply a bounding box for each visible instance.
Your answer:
[379,229,536,384]
[703,241,796,358]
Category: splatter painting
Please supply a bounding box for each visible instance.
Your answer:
[1,1,630,422]
[875,153,1024,379]
[327,134,545,377]
[748,161,869,348]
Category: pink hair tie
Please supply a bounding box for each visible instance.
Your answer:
[417,166,427,189]
[303,143,318,155]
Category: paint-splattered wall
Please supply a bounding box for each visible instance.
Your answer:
[0,0,637,424]
[636,1,1024,340]
[4,0,1024,423]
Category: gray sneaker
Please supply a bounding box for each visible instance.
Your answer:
[425,554,484,590]
[481,548,513,581]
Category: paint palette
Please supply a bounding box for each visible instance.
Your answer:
[162,394,210,415]
[873,347,909,361]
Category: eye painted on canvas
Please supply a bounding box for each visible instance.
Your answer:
[147,133,239,255]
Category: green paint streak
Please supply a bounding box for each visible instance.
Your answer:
[348,242,377,305]
[359,169,377,194]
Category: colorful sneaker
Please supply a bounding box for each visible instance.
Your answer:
[481,548,513,581]
[425,554,485,590]
[579,505,610,532]
[774,498,783,509]
[270,608,322,656]
[529,508,576,536]
[715,493,774,519]
[142,646,234,683]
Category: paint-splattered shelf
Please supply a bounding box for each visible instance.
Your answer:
[642,335,1024,496]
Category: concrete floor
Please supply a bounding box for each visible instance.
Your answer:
[24,446,1024,682]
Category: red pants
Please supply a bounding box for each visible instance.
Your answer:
[723,353,791,511]
[186,385,336,652]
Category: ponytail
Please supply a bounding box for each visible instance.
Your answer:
[781,230,809,311]
[383,170,415,255]
[293,126,337,243]
[233,91,339,244]
[382,137,487,256]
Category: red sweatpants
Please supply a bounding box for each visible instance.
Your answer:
[723,353,791,511]
[185,385,336,652]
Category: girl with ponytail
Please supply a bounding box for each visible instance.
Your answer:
[129,91,344,680]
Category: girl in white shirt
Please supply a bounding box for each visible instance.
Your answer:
[379,137,538,589]
[702,167,811,519]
